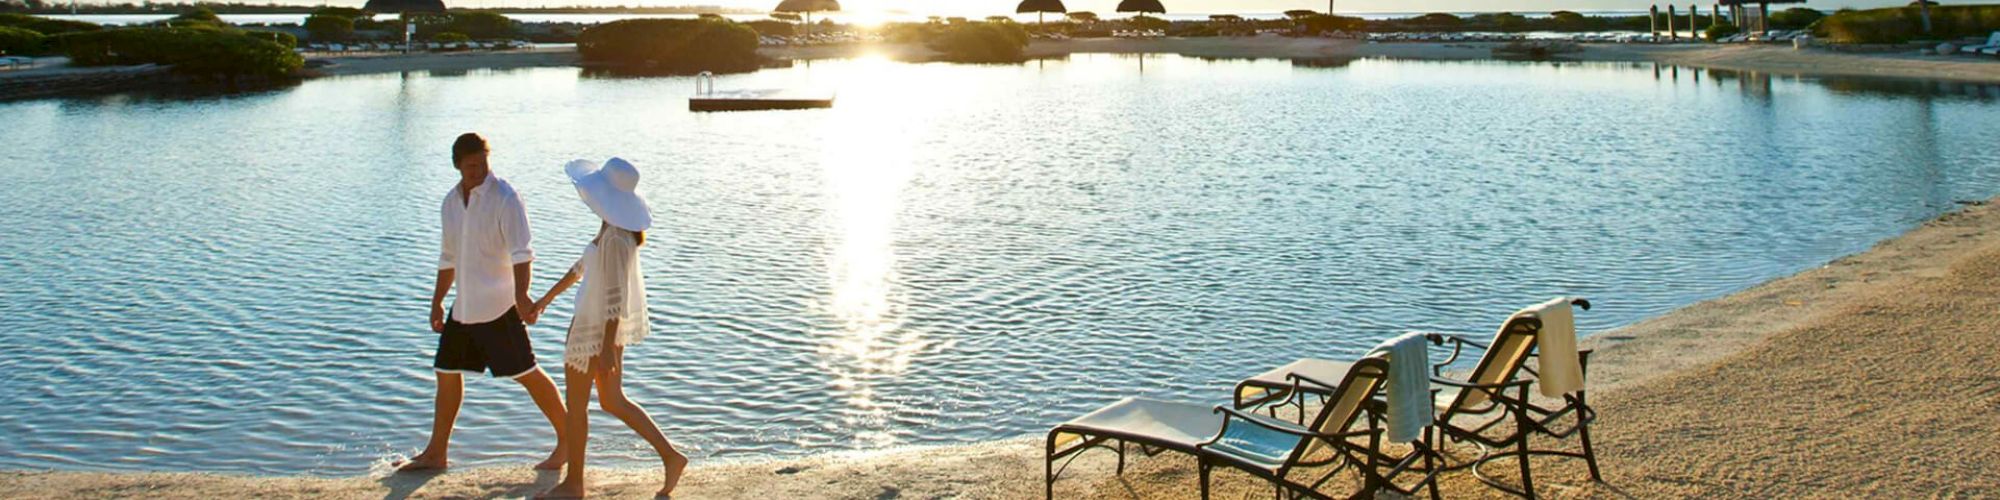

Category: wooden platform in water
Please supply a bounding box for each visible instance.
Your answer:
[688,89,834,112]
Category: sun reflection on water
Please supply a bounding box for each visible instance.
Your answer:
[814,90,923,448]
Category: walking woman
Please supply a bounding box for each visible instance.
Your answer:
[533,158,687,499]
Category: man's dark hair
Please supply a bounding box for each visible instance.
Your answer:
[451,133,488,164]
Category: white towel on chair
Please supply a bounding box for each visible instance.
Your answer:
[1369,331,1433,444]
[1525,296,1584,397]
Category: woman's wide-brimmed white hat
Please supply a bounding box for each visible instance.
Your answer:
[564,157,652,232]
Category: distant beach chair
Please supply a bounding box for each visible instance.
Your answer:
[1235,298,1600,499]
[1962,32,2000,55]
[1046,353,1436,499]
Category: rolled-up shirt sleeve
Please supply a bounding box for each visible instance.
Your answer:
[439,195,458,271]
[502,191,535,264]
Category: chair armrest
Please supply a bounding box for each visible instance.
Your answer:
[1205,406,1378,440]
[1428,376,1532,390]
[1422,332,1491,350]
[1285,372,1342,392]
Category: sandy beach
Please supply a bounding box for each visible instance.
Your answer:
[293,37,2000,85]
[5,193,1996,498]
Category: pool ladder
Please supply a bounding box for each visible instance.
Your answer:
[695,71,715,97]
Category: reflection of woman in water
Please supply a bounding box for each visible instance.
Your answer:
[532,158,685,499]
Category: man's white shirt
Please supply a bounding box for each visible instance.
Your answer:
[440,175,535,324]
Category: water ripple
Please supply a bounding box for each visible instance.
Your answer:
[0,55,1997,476]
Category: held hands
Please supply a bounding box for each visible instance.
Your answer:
[517,294,540,325]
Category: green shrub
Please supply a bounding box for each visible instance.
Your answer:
[1549,10,1591,30]
[172,7,221,23]
[577,18,761,74]
[0,13,103,35]
[1769,7,1826,30]
[448,11,515,39]
[1411,12,1463,28]
[311,7,373,19]
[0,24,45,55]
[1819,5,2000,43]
[247,29,296,48]
[432,31,469,42]
[56,27,302,79]
[743,19,794,37]
[1470,12,1530,31]
[1297,13,1365,33]
[1704,22,1740,41]
[1125,15,1169,30]
[304,14,354,41]
[926,22,1028,63]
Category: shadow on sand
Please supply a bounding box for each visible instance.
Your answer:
[376,469,562,500]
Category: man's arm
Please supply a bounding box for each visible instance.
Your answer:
[430,269,455,333]
[435,195,458,333]
[502,189,537,325]
[513,262,536,325]
[533,265,582,319]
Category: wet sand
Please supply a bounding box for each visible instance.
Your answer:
[5,193,1996,499]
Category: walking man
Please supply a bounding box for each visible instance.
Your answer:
[398,133,569,472]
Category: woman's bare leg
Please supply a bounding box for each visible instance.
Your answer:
[595,345,687,497]
[514,368,570,470]
[539,363,593,499]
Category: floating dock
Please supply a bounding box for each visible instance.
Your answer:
[688,72,832,112]
[688,89,834,112]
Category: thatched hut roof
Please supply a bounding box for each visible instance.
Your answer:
[1115,0,1165,14]
[1016,0,1067,14]
[773,0,840,13]
[361,0,445,13]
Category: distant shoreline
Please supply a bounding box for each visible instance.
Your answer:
[309,38,2000,85]
[5,39,1997,102]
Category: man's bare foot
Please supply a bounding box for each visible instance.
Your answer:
[658,452,688,497]
[538,479,586,499]
[393,451,448,472]
[533,448,566,470]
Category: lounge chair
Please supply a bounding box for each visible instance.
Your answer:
[1420,298,1598,498]
[1236,298,1600,499]
[1047,354,1433,499]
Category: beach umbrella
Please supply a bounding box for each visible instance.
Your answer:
[774,0,841,38]
[1116,0,1165,15]
[1016,0,1066,24]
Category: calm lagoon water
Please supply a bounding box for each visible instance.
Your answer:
[1,55,1997,476]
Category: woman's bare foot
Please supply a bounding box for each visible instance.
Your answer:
[538,478,586,499]
[533,447,566,470]
[657,452,688,497]
[393,451,448,472]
